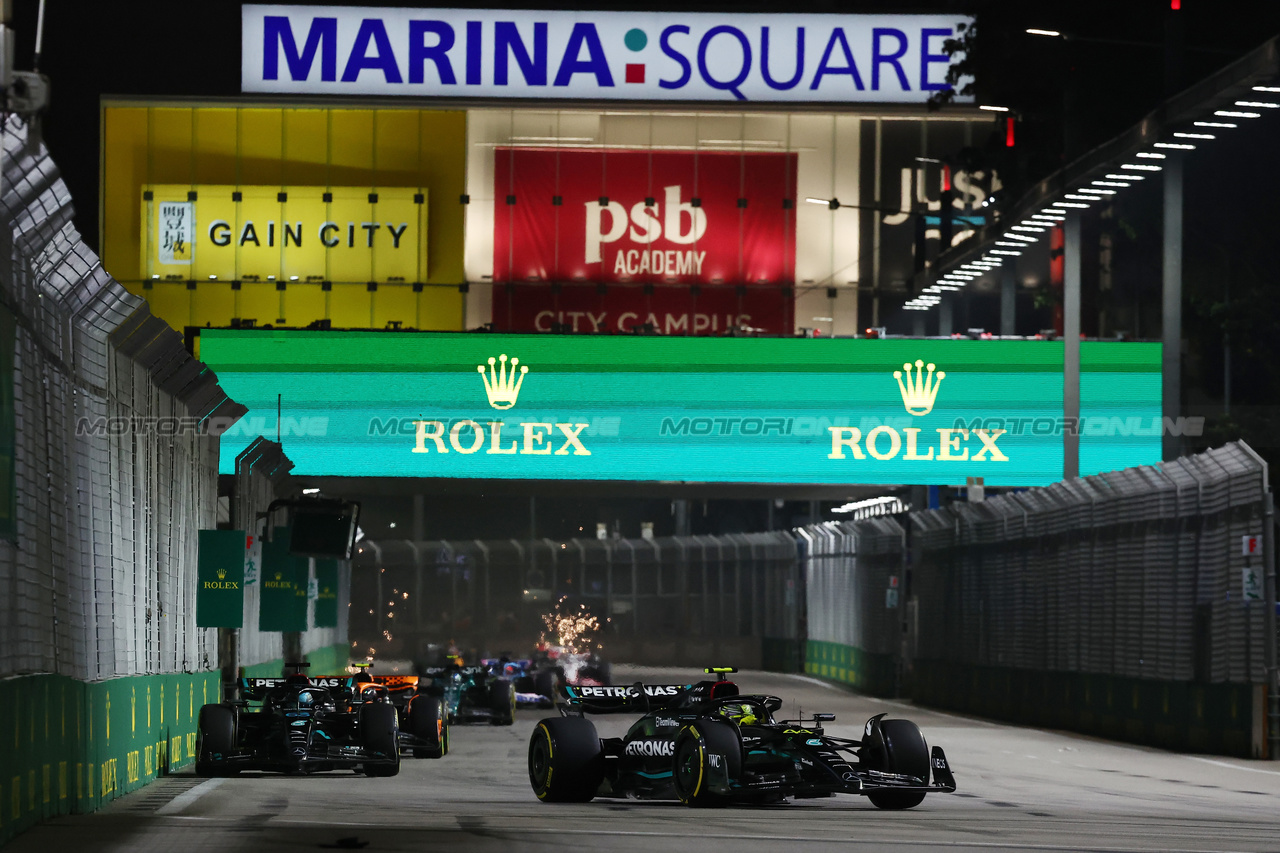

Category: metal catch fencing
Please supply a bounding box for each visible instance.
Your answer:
[352,532,800,661]
[0,117,243,681]
[910,441,1271,685]
[798,517,903,663]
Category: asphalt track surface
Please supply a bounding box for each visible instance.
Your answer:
[11,667,1280,853]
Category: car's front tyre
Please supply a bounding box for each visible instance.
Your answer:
[195,704,237,777]
[360,703,401,777]
[672,719,740,807]
[864,719,929,810]
[489,678,516,725]
[409,695,448,758]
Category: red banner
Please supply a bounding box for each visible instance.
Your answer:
[492,148,796,334]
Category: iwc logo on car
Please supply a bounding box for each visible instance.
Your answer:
[626,739,675,757]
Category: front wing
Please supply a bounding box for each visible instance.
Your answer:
[206,742,398,774]
[700,746,957,801]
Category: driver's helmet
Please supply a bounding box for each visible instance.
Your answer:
[719,702,758,726]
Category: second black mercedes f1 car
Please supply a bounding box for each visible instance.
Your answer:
[196,674,401,776]
[528,668,956,808]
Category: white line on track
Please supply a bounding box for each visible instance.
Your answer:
[155,778,225,815]
[1183,755,1280,776]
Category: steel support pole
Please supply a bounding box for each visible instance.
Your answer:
[673,499,690,537]
[938,294,953,337]
[1063,212,1082,480]
[1264,491,1278,759]
[1163,154,1184,461]
[1001,260,1017,336]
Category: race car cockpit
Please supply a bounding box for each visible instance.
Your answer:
[267,685,336,714]
[713,698,775,727]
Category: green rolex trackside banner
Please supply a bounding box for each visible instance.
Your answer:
[197,529,245,628]
[201,330,1162,487]
[314,559,340,628]
[260,527,309,632]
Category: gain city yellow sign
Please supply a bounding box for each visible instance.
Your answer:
[141,185,428,284]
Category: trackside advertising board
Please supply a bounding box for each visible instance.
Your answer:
[202,331,1161,486]
[242,6,972,103]
[493,147,796,334]
[142,185,429,284]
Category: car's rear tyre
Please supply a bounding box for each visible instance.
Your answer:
[532,669,557,701]
[866,719,929,810]
[528,717,603,802]
[409,695,448,758]
[195,704,237,777]
[672,719,741,807]
[360,703,401,777]
[489,677,516,725]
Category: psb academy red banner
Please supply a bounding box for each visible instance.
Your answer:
[492,148,796,334]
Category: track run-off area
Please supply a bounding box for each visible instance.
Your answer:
[10,667,1280,853]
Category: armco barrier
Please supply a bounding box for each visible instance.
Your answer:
[911,660,1262,758]
[0,670,219,845]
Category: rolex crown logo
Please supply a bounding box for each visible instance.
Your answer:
[894,359,945,416]
[274,572,282,581]
[478,354,528,410]
[216,568,227,580]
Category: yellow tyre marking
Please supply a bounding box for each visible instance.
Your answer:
[535,723,554,799]
[692,740,705,799]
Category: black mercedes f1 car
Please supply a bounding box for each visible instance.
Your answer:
[195,674,401,776]
[527,668,956,808]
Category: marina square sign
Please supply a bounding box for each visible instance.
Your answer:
[202,331,1161,486]
[242,6,972,103]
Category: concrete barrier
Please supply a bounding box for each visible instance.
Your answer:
[911,659,1264,758]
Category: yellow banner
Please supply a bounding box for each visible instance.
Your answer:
[141,185,428,284]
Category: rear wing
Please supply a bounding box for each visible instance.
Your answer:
[369,675,420,688]
[562,683,692,714]
[235,676,356,701]
[483,658,533,671]
[418,665,487,680]
[363,675,420,698]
